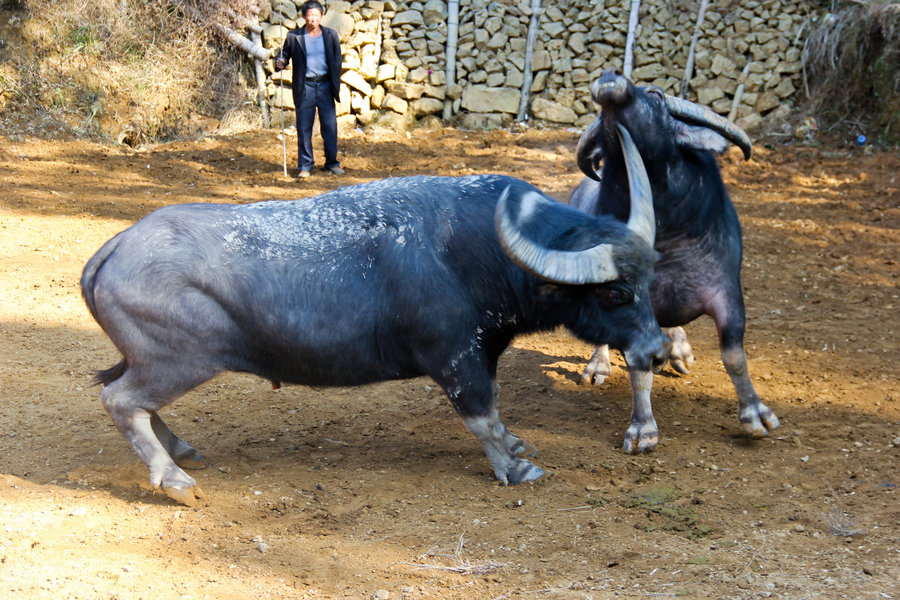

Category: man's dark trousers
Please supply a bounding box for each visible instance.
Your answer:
[298,79,339,173]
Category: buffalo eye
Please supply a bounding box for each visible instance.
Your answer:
[595,284,633,307]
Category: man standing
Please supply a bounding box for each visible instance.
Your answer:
[275,1,344,178]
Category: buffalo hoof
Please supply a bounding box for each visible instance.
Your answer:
[580,363,611,386]
[514,440,538,458]
[581,370,608,386]
[163,482,206,507]
[173,448,208,470]
[151,465,206,506]
[668,358,692,375]
[740,403,780,438]
[665,327,695,375]
[581,346,612,386]
[500,458,546,485]
[623,424,658,454]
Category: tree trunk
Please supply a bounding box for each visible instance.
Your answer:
[623,0,641,79]
[217,23,271,62]
[681,0,710,98]
[517,0,543,122]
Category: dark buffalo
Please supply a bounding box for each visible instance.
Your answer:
[570,69,779,453]
[82,163,667,505]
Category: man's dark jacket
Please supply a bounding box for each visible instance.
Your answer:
[276,26,342,105]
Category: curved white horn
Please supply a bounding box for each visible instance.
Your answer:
[617,123,656,246]
[495,188,619,285]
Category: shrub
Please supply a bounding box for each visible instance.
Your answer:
[802,1,900,145]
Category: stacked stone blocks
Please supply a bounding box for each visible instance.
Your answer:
[259,0,807,132]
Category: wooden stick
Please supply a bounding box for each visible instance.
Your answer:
[681,0,710,98]
[623,0,642,79]
[517,0,543,122]
[728,61,752,122]
[443,0,460,120]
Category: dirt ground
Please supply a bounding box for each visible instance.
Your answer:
[1,124,898,600]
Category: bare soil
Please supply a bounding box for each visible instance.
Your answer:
[1,126,898,600]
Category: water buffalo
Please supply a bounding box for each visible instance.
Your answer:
[82,153,667,505]
[570,69,780,453]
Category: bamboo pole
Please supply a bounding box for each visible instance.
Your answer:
[517,0,542,122]
[623,0,641,79]
[278,26,287,178]
[681,0,710,98]
[443,0,459,121]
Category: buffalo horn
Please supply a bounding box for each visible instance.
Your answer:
[495,188,619,285]
[496,129,655,285]
[616,123,655,246]
[664,94,753,160]
[575,116,604,181]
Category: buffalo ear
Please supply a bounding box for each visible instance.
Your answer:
[672,121,729,154]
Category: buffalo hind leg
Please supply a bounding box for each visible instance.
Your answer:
[722,346,780,437]
[100,366,211,506]
[580,345,612,385]
[665,327,695,374]
[712,300,779,438]
[150,412,208,469]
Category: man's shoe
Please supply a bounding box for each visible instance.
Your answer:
[327,166,345,175]
[298,170,311,178]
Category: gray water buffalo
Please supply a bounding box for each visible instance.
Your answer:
[570,69,779,453]
[82,151,667,505]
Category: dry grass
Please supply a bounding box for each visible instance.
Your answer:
[822,484,866,537]
[2,0,260,141]
[401,532,509,576]
[802,1,900,145]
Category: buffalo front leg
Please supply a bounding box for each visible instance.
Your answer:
[463,404,545,484]
[583,329,690,386]
[440,370,544,485]
[623,368,659,453]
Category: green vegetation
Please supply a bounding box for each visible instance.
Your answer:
[629,486,714,540]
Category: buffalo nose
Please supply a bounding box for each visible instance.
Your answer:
[591,70,630,106]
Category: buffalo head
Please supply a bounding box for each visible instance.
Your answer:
[576,69,752,182]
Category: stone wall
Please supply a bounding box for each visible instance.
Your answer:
[257,0,808,132]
